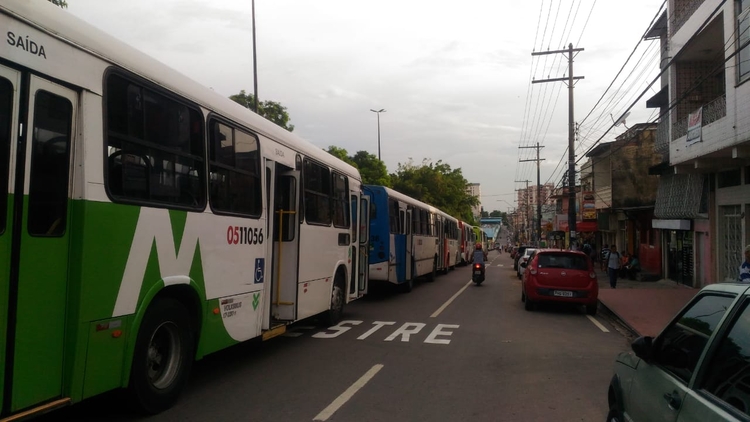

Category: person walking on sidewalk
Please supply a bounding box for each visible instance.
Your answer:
[606,244,621,288]
[740,245,750,282]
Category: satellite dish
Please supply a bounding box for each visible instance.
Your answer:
[612,111,631,128]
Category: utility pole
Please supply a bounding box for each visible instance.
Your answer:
[532,43,584,248]
[519,142,545,244]
[515,180,531,242]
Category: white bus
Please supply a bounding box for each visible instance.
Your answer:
[0,0,369,418]
[436,209,460,273]
[364,185,442,292]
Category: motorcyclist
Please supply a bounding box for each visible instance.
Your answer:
[471,243,486,283]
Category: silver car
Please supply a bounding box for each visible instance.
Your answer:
[607,283,750,421]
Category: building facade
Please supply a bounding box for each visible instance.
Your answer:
[648,0,750,286]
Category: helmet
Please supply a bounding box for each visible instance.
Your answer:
[475,243,482,250]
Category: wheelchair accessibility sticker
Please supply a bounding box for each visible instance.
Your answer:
[254,258,265,284]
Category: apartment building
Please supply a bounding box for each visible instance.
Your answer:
[648,0,750,285]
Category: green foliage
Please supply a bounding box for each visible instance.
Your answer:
[351,151,390,187]
[48,0,68,7]
[390,159,478,224]
[229,90,294,132]
[489,210,502,217]
[324,147,390,186]
[325,146,356,167]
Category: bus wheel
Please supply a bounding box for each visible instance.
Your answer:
[323,273,346,326]
[129,297,194,415]
[426,258,437,282]
[399,278,414,293]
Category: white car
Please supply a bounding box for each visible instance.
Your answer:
[517,248,536,279]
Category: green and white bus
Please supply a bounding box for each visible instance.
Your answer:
[0,0,370,418]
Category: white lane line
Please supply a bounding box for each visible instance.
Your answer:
[431,280,473,318]
[586,315,610,333]
[313,364,384,421]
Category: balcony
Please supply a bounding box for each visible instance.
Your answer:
[671,0,706,36]
[671,93,726,140]
[655,118,670,155]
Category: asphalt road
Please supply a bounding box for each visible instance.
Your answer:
[42,250,631,421]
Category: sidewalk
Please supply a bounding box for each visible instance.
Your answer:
[595,268,697,337]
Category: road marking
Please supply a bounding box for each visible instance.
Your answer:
[586,315,610,333]
[497,264,504,267]
[431,280,472,318]
[313,364,384,421]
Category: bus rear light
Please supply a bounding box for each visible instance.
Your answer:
[213,308,220,315]
[112,330,122,338]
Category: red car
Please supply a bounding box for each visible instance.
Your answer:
[520,249,598,315]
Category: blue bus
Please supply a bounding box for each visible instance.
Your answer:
[363,185,446,292]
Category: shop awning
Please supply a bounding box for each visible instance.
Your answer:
[654,173,705,219]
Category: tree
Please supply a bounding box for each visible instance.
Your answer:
[229,90,294,132]
[48,0,68,7]
[390,159,478,224]
[325,146,356,167]
[489,210,502,217]
[351,151,390,187]
[324,147,390,186]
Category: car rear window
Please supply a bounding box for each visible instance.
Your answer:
[537,253,588,270]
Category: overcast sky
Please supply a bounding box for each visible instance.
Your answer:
[66,0,664,213]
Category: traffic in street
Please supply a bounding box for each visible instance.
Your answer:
[45,249,630,421]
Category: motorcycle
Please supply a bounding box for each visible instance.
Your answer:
[472,261,485,285]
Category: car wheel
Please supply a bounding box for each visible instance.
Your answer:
[606,407,622,422]
[524,297,534,311]
[586,303,598,316]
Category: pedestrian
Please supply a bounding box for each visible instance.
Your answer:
[740,245,750,283]
[606,244,621,288]
[600,244,610,271]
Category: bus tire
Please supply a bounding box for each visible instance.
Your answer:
[399,278,414,293]
[426,257,437,282]
[129,297,194,415]
[323,271,346,326]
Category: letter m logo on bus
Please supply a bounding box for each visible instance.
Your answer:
[112,208,201,317]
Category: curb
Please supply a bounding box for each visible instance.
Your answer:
[597,299,641,339]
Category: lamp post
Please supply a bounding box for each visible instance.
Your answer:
[370,108,386,160]
[251,0,259,113]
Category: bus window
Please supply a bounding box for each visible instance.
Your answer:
[105,74,205,209]
[208,120,261,216]
[332,172,349,228]
[303,159,331,225]
[0,77,11,233]
[27,91,72,236]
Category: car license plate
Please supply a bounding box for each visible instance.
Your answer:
[473,271,482,275]
[553,290,573,297]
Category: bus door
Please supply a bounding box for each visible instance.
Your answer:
[437,217,446,271]
[405,208,412,281]
[348,193,369,299]
[270,163,299,321]
[1,70,77,413]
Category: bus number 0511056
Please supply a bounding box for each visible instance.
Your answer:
[227,226,264,245]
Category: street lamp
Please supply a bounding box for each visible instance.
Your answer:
[370,108,386,160]
[251,0,259,113]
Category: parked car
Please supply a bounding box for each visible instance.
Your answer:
[520,249,598,315]
[513,245,534,271]
[607,283,750,422]
[516,248,537,279]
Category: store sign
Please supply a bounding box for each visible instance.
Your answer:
[582,192,596,221]
[686,107,702,145]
